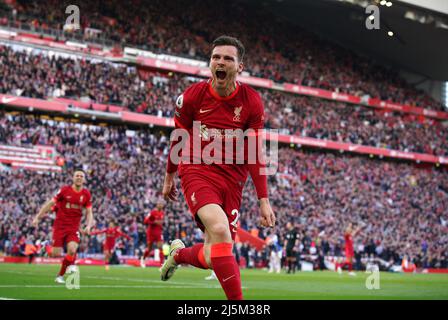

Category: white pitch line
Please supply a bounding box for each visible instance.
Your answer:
[2,270,213,286]
[0,285,218,289]
[1,269,248,289]
[0,297,19,300]
[3,270,214,287]
[84,276,247,289]
[84,275,213,287]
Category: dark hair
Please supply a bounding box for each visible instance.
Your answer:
[73,168,86,175]
[212,35,245,62]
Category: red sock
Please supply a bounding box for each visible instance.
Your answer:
[174,243,208,269]
[347,262,353,272]
[58,254,75,276]
[143,248,150,259]
[159,249,165,264]
[210,243,243,300]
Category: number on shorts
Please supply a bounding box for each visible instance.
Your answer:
[230,209,239,229]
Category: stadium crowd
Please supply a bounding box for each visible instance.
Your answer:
[1,45,447,156]
[0,0,445,111]
[0,113,447,270]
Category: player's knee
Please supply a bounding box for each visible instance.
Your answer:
[51,249,61,258]
[208,223,231,241]
[67,245,78,256]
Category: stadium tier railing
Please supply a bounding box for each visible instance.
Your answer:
[0,144,61,172]
[1,93,447,166]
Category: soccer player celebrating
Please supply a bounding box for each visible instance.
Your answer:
[336,223,363,276]
[160,35,276,300]
[141,201,165,267]
[32,169,94,283]
[91,220,131,270]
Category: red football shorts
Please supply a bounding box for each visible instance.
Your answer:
[52,227,80,248]
[180,167,243,241]
[345,247,354,259]
[103,241,116,252]
[147,230,163,244]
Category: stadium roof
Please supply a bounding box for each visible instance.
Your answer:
[245,0,448,81]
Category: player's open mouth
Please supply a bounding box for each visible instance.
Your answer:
[215,70,227,80]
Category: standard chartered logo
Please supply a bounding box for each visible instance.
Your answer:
[169,121,279,175]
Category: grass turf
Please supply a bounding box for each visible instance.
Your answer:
[0,263,447,300]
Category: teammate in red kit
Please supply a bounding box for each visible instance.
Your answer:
[140,201,165,267]
[91,220,131,270]
[32,169,94,284]
[336,223,363,276]
[160,36,276,300]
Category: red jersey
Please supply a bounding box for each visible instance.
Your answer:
[344,233,354,251]
[144,209,164,233]
[52,185,92,231]
[91,227,130,248]
[167,80,268,199]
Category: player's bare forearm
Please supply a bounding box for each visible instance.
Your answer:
[162,171,178,201]
[259,198,276,228]
[32,199,55,227]
[38,199,55,216]
[84,207,94,234]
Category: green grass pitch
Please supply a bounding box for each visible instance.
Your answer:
[0,263,447,300]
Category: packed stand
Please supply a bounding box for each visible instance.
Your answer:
[0,0,445,111]
[0,112,447,269]
[1,45,447,156]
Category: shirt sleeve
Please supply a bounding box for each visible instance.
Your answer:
[52,187,65,204]
[144,214,151,225]
[166,86,195,173]
[117,229,131,240]
[246,92,268,199]
[91,228,106,235]
[149,211,156,224]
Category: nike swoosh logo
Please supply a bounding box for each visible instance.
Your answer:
[199,109,212,114]
[1,97,17,104]
[223,275,235,282]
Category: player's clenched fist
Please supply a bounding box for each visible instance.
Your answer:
[259,198,276,228]
[162,172,178,201]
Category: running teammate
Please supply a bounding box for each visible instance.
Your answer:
[91,220,131,270]
[32,169,94,283]
[141,201,165,267]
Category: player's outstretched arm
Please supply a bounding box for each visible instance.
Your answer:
[90,228,106,236]
[162,171,178,201]
[259,198,276,228]
[83,207,94,235]
[117,229,132,240]
[32,199,55,227]
[354,223,365,236]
